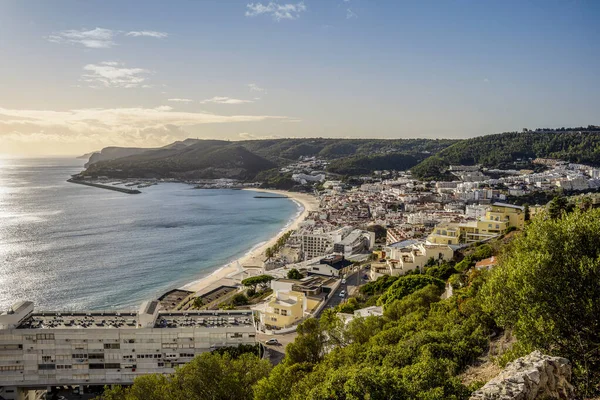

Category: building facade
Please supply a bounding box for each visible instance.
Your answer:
[0,301,256,399]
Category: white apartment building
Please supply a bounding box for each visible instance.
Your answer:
[333,230,375,256]
[0,301,256,400]
[300,227,351,260]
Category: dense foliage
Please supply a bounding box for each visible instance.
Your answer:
[254,280,492,400]
[376,275,445,307]
[411,127,600,180]
[327,153,420,175]
[101,351,271,400]
[100,208,600,398]
[481,209,600,396]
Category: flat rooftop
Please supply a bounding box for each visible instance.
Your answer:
[15,310,254,330]
[18,311,139,330]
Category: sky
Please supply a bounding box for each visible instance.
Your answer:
[0,0,599,156]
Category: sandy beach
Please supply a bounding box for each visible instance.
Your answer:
[180,189,319,294]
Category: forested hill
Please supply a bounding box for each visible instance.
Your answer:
[411,126,600,180]
[83,138,456,179]
[82,127,600,180]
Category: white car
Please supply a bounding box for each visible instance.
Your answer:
[339,290,346,297]
[341,278,346,284]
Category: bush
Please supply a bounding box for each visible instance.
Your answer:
[377,275,445,307]
[287,269,303,280]
[232,293,249,306]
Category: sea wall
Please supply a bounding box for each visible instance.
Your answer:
[470,351,574,400]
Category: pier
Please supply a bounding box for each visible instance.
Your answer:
[254,195,289,199]
[67,179,141,194]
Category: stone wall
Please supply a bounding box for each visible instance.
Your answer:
[470,350,575,400]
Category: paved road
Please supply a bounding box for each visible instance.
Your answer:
[316,265,369,318]
[257,331,297,365]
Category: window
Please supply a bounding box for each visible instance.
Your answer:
[104,343,120,349]
[72,354,88,359]
[88,353,104,359]
[38,364,56,370]
[89,364,105,369]
[56,365,72,370]
[105,363,121,369]
[0,365,24,371]
[42,356,53,362]
[36,333,55,340]
[281,310,288,316]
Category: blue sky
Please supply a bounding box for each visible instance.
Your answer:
[0,0,599,155]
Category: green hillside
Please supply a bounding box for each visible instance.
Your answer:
[85,141,275,180]
[411,126,600,180]
[83,138,456,179]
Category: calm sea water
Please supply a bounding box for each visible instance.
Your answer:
[0,158,298,311]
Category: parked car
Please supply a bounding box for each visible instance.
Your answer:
[265,338,280,345]
[341,278,346,284]
[339,290,346,297]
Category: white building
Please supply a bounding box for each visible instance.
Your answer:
[332,230,375,256]
[0,301,256,399]
[300,227,352,260]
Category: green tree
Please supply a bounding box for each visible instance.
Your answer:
[523,203,530,221]
[286,318,326,365]
[377,275,445,308]
[100,352,271,400]
[241,275,274,292]
[192,296,204,309]
[287,268,302,280]
[481,209,600,396]
[265,247,274,259]
[548,195,573,219]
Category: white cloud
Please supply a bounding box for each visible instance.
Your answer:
[238,132,282,140]
[126,31,168,38]
[81,62,151,89]
[201,96,254,104]
[47,28,116,49]
[168,98,194,103]
[346,8,357,19]
[247,83,266,93]
[245,2,307,21]
[47,28,169,48]
[0,106,291,149]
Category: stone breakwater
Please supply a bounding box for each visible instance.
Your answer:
[67,179,141,194]
[470,351,574,400]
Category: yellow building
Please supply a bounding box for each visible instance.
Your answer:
[263,291,307,329]
[427,203,524,245]
[485,203,525,230]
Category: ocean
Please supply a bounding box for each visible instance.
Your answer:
[0,158,299,311]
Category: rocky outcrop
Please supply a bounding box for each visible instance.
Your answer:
[470,351,574,400]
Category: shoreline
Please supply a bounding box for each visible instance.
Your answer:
[179,189,319,294]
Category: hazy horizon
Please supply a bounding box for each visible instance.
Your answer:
[1,0,599,156]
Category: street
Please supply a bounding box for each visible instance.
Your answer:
[316,264,369,317]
